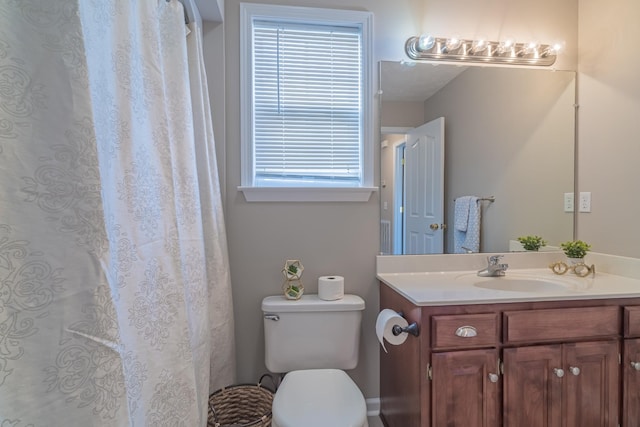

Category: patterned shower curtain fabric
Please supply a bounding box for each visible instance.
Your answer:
[0,0,235,425]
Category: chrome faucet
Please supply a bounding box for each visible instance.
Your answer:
[477,255,509,277]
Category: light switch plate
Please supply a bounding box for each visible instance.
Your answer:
[579,192,591,213]
[564,192,574,212]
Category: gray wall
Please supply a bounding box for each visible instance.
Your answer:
[578,0,640,257]
[205,0,579,400]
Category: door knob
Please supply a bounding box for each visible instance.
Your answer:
[553,368,565,378]
[429,223,439,230]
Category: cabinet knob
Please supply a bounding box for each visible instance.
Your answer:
[488,373,499,383]
[455,326,477,338]
[569,366,581,376]
[631,361,640,371]
[553,368,565,378]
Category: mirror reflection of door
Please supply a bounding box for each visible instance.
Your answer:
[402,117,445,254]
[392,142,405,255]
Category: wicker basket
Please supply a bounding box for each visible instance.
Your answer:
[208,375,275,427]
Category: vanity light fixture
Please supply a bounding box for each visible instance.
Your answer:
[405,34,560,66]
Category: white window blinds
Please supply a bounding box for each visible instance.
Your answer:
[252,20,363,186]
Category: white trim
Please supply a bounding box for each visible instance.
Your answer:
[366,397,381,417]
[239,186,377,202]
[239,3,254,188]
[381,126,413,135]
[239,3,374,201]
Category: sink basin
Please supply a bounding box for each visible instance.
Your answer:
[453,272,574,293]
[473,277,568,293]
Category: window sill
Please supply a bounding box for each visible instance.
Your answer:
[238,186,378,202]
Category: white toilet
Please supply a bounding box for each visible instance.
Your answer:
[262,294,368,427]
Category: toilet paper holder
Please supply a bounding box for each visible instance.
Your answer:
[392,311,420,337]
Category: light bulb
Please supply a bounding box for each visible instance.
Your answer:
[498,39,515,54]
[445,36,462,51]
[471,38,488,53]
[417,34,435,51]
[525,41,539,53]
[550,42,564,54]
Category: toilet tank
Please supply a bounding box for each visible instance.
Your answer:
[262,294,365,373]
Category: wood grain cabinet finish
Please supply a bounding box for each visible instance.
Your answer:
[563,340,619,427]
[378,284,640,427]
[431,313,499,350]
[503,341,619,427]
[503,306,620,344]
[623,338,640,427]
[431,349,500,427]
[624,305,640,337]
[503,345,563,427]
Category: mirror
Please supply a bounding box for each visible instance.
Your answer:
[379,61,576,255]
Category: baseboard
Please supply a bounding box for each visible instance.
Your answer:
[366,397,380,416]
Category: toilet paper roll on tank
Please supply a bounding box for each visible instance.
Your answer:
[375,309,409,352]
[318,275,345,300]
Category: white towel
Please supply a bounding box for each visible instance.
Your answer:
[454,196,481,253]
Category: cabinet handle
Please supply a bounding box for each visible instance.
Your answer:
[553,368,565,378]
[488,373,499,383]
[569,366,581,376]
[455,326,477,338]
[631,361,640,371]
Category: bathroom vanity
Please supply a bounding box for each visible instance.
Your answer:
[377,253,640,427]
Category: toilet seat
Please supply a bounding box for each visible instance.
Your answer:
[272,369,368,427]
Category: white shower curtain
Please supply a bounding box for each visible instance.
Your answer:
[0,0,235,425]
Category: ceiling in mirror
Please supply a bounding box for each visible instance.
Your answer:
[381,62,467,102]
[379,61,576,256]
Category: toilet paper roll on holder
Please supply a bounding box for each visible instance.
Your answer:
[392,311,420,337]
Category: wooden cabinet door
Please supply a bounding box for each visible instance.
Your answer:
[431,349,500,427]
[503,345,563,427]
[624,338,640,427]
[564,340,619,427]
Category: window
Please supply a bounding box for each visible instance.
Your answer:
[239,3,375,202]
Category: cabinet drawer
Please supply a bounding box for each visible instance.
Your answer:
[504,306,620,344]
[432,313,499,349]
[624,306,640,337]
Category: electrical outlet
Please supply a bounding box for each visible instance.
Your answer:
[563,192,574,212]
[579,192,591,213]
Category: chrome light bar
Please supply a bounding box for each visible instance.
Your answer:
[405,34,558,66]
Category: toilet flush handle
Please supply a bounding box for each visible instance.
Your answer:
[264,314,280,321]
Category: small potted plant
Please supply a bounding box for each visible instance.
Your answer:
[283,281,304,299]
[282,260,304,300]
[282,260,303,280]
[560,240,591,262]
[517,235,547,251]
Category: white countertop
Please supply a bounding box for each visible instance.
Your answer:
[377,265,640,306]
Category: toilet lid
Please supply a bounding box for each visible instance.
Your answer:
[272,369,367,427]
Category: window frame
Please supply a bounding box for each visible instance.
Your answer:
[239,3,376,202]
